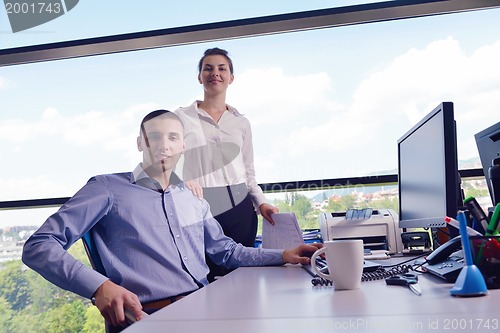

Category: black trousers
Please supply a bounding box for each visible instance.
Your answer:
[204,185,258,282]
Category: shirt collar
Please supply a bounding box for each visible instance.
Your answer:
[132,163,184,191]
[193,100,243,117]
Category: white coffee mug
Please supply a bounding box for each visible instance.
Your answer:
[311,239,364,290]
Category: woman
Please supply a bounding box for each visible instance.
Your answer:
[175,47,278,281]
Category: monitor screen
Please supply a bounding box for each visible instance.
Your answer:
[398,102,460,229]
[475,121,500,207]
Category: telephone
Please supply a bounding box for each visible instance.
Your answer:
[422,235,464,281]
[425,235,462,265]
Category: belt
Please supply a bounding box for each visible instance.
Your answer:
[142,295,184,310]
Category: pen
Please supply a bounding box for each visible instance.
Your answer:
[464,196,489,233]
[444,216,483,237]
[485,203,500,236]
[492,204,500,234]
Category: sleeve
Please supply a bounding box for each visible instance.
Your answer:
[241,118,268,212]
[203,212,283,269]
[21,177,112,299]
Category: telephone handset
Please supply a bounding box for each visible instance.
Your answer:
[425,235,462,265]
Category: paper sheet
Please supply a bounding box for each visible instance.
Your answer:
[262,212,304,249]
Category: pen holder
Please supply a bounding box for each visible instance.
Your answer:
[470,236,500,289]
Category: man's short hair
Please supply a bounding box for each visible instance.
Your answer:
[139,109,183,137]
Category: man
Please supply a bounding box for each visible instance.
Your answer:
[22,110,320,330]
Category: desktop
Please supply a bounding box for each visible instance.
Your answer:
[397,102,461,232]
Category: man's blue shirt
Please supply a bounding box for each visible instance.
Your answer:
[22,164,283,302]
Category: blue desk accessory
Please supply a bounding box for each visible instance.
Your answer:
[449,212,488,297]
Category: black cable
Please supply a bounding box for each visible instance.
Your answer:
[310,253,429,286]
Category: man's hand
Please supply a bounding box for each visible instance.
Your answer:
[259,203,279,225]
[184,180,203,199]
[283,243,323,265]
[92,280,145,327]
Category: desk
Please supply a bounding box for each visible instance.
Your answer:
[123,265,499,332]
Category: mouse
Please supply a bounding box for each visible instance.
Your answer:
[425,235,462,265]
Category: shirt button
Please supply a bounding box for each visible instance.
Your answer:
[183,257,188,261]
[175,234,180,238]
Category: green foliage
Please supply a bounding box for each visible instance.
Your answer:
[260,193,317,234]
[40,301,87,333]
[326,194,357,212]
[0,261,31,311]
[83,306,105,333]
[259,190,400,234]
[69,239,92,267]
[463,187,489,200]
[25,266,84,312]
[0,240,104,332]
[291,194,313,219]
[6,308,41,333]
[356,197,399,212]
[0,297,13,332]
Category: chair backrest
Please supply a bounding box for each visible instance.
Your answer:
[82,230,107,276]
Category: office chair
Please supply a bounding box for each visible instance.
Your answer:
[81,230,145,332]
[82,230,106,276]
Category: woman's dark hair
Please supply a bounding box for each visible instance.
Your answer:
[197,47,234,74]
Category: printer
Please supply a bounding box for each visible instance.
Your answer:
[319,208,404,254]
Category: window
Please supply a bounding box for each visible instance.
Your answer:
[0,2,499,331]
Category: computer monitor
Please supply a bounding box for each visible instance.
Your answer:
[398,102,460,229]
[475,121,500,207]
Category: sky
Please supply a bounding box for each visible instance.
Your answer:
[1,1,499,227]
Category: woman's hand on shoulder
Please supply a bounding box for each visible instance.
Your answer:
[184,180,203,199]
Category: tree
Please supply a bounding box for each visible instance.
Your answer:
[25,267,83,313]
[371,197,398,211]
[40,301,86,333]
[0,239,100,332]
[0,297,13,333]
[463,187,489,200]
[274,199,291,213]
[290,194,312,219]
[5,307,41,333]
[0,261,31,311]
[83,305,105,333]
[327,194,357,212]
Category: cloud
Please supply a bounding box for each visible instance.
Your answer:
[0,77,7,89]
[63,102,160,149]
[0,175,68,202]
[243,36,500,182]
[228,68,339,126]
[0,107,59,143]
[0,102,159,149]
[277,37,500,160]
[0,103,158,195]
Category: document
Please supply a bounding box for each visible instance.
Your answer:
[262,212,304,249]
